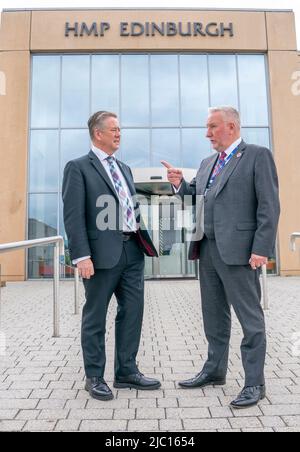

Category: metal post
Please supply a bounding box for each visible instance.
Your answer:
[53,242,60,337]
[262,264,269,311]
[74,267,80,315]
[290,233,300,252]
[0,264,2,329]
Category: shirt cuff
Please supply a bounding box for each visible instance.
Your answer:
[72,256,91,265]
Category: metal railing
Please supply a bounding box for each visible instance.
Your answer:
[0,236,67,337]
[290,232,300,252]
[60,262,80,316]
[261,264,269,310]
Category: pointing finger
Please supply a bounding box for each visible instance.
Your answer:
[161,160,174,169]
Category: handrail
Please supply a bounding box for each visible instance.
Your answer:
[261,265,269,310]
[0,236,65,337]
[0,236,65,255]
[59,262,80,315]
[290,232,300,252]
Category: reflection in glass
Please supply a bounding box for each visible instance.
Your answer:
[238,55,268,126]
[182,129,211,168]
[121,55,150,127]
[152,129,181,167]
[28,194,58,279]
[29,53,272,279]
[209,55,238,108]
[151,55,180,126]
[121,129,150,168]
[29,130,59,192]
[61,56,90,127]
[31,56,60,128]
[92,55,119,115]
[60,129,90,181]
[28,194,58,239]
[242,128,270,149]
[180,55,209,127]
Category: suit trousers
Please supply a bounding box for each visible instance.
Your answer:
[82,237,145,379]
[199,237,266,387]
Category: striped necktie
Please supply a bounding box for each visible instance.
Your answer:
[106,156,135,231]
[206,151,227,190]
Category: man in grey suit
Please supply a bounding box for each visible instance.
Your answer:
[162,107,280,408]
[63,111,160,401]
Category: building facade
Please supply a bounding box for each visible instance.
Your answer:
[0,8,299,280]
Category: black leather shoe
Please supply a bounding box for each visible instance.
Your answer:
[178,371,226,389]
[230,385,266,409]
[85,377,114,401]
[114,372,161,390]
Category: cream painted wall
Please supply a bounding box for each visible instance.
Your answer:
[268,51,300,275]
[0,50,30,280]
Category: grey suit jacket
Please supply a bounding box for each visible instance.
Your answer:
[178,141,280,265]
[62,151,158,269]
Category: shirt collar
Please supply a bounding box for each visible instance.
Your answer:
[223,137,242,157]
[91,143,116,162]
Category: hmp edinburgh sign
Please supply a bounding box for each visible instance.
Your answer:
[65,21,234,38]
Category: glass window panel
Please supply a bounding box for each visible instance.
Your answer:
[121,55,150,127]
[151,55,180,126]
[91,55,119,115]
[61,55,90,127]
[121,129,150,168]
[209,55,238,108]
[152,129,181,167]
[60,129,90,186]
[180,55,209,127]
[31,56,60,128]
[28,245,55,279]
[29,130,59,192]
[238,55,269,126]
[242,128,270,149]
[182,129,211,168]
[28,194,58,239]
[28,194,58,278]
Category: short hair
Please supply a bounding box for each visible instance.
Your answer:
[208,106,241,128]
[88,111,118,139]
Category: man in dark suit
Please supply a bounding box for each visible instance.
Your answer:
[162,106,280,408]
[63,111,160,401]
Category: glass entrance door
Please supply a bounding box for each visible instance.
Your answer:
[139,195,197,279]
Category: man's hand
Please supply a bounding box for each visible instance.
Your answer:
[77,258,95,279]
[161,161,183,189]
[249,254,268,270]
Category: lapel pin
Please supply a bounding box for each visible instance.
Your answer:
[236,152,242,158]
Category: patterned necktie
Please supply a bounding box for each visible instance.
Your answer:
[106,156,135,231]
[212,151,227,178]
[206,151,227,191]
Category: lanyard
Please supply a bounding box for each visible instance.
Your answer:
[205,145,240,196]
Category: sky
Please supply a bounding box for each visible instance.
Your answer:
[0,0,299,49]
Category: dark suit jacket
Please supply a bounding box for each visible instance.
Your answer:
[178,141,281,266]
[62,150,158,269]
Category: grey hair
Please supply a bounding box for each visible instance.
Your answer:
[208,106,241,128]
[88,111,118,139]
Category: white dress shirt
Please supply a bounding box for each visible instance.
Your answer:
[73,145,137,265]
[220,137,242,159]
